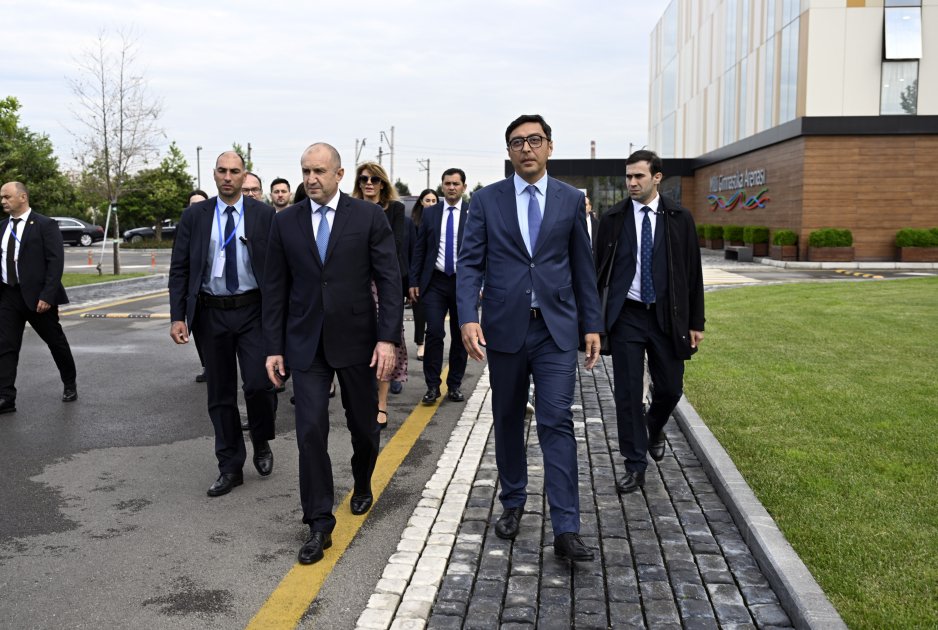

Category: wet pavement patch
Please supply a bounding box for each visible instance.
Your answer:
[142,576,233,617]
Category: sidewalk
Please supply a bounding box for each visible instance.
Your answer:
[356,358,843,629]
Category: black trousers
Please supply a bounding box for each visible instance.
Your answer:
[412,300,426,345]
[192,300,276,474]
[0,285,76,400]
[609,301,684,474]
[293,337,379,533]
[422,271,467,389]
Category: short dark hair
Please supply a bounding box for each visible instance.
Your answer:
[505,114,552,145]
[244,172,262,188]
[441,168,466,184]
[270,177,290,191]
[187,189,208,204]
[626,149,663,176]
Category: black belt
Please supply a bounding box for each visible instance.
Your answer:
[625,299,655,311]
[198,290,261,309]
[530,307,542,319]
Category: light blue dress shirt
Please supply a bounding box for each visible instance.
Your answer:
[513,172,547,307]
[202,197,258,295]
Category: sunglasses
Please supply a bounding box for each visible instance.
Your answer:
[358,175,383,185]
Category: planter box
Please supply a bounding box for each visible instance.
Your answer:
[746,242,769,257]
[698,236,706,248]
[728,239,745,247]
[809,246,854,262]
[770,245,797,261]
[705,238,724,250]
[898,247,938,262]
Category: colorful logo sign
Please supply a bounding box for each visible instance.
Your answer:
[707,187,770,211]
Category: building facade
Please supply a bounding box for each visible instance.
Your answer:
[648,0,938,261]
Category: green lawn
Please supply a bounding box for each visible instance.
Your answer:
[684,278,938,629]
[62,272,149,288]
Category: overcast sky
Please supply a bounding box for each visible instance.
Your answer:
[2,0,670,199]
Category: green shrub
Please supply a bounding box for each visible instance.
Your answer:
[121,238,176,250]
[704,224,724,239]
[895,228,938,248]
[772,229,798,246]
[808,228,853,248]
[744,226,770,244]
[696,224,706,238]
[723,225,744,241]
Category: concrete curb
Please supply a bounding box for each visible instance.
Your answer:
[62,274,168,313]
[757,258,938,270]
[673,397,847,630]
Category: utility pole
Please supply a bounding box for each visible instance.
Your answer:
[247,142,252,167]
[417,158,430,190]
[196,145,202,189]
[377,145,383,165]
[380,126,395,185]
[355,138,367,166]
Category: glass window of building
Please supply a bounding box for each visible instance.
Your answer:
[766,0,776,36]
[762,36,776,130]
[725,0,738,71]
[741,0,751,56]
[662,1,678,65]
[739,57,749,138]
[884,7,923,59]
[778,18,799,123]
[662,112,676,157]
[782,0,799,25]
[881,61,918,115]
[723,68,737,145]
[663,59,678,115]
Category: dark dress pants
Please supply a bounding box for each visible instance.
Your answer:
[0,285,76,399]
[609,302,684,474]
[422,271,467,390]
[293,339,379,534]
[487,315,580,535]
[412,300,426,346]
[193,301,276,474]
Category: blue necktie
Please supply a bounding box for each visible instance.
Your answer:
[316,207,330,262]
[640,206,655,304]
[444,206,455,275]
[224,207,239,294]
[526,185,541,253]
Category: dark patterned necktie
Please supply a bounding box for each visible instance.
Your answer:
[6,218,20,287]
[640,207,655,304]
[224,207,238,293]
[526,185,541,252]
[444,206,455,275]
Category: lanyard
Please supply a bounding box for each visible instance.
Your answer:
[215,205,243,253]
[7,220,22,247]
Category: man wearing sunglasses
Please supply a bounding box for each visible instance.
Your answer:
[457,114,603,562]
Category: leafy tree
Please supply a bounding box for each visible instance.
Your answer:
[473,181,484,193]
[900,80,918,115]
[232,142,254,172]
[0,96,77,215]
[394,179,411,196]
[118,142,193,239]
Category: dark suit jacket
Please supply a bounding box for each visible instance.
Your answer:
[0,211,68,310]
[168,196,275,329]
[263,193,403,371]
[456,176,602,353]
[409,200,468,294]
[595,193,704,359]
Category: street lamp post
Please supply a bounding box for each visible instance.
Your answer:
[196,145,203,189]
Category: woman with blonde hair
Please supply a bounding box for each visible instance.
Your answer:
[352,162,410,429]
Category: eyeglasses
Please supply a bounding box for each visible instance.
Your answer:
[242,187,261,194]
[508,135,548,152]
[358,175,383,185]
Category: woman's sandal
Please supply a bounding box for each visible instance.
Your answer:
[377,409,388,430]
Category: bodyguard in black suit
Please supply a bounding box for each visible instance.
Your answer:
[264,143,402,565]
[0,182,77,413]
[594,150,705,494]
[409,168,469,405]
[169,152,277,497]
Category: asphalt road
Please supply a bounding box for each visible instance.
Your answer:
[0,294,483,629]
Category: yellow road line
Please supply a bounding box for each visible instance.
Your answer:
[246,367,450,629]
[62,291,169,316]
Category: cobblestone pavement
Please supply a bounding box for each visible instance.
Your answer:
[357,360,794,629]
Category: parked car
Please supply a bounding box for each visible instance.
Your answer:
[123,218,177,243]
[53,217,105,247]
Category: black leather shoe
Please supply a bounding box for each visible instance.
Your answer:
[554,532,595,562]
[350,492,374,515]
[195,370,206,383]
[494,507,523,540]
[297,531,332,565]
[62,385,78,403]
[0,397,15,414]
[421,387,441,405]
[616,471,646,494]
[446,388,465,402]
[649,431,666,461]
[252,440,273,476]
[207,471,243,497]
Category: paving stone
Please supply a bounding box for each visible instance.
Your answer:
[534,615,572,630]
[500,623,535,630]
[677,596,716,619]
[682,617,720,630]
[740,584,782,606]
[608,601,645,627]
[432,599,467,618]
[472,579,505,600]
[636,563,669,582]
[501,605,537,624]
[644,598,681,626]
[750,603,792,627]
[640,580,674,600]
[426,613,463,630]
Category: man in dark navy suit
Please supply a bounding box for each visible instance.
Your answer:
[594,150,704,494]
[0,181,77,414]
[457,114,603,562]
[264,143,402,565]
[409,168,469,405]
[169,151,277,497]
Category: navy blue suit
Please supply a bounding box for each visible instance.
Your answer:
[457,176,602,534]
[409,200,468,391]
